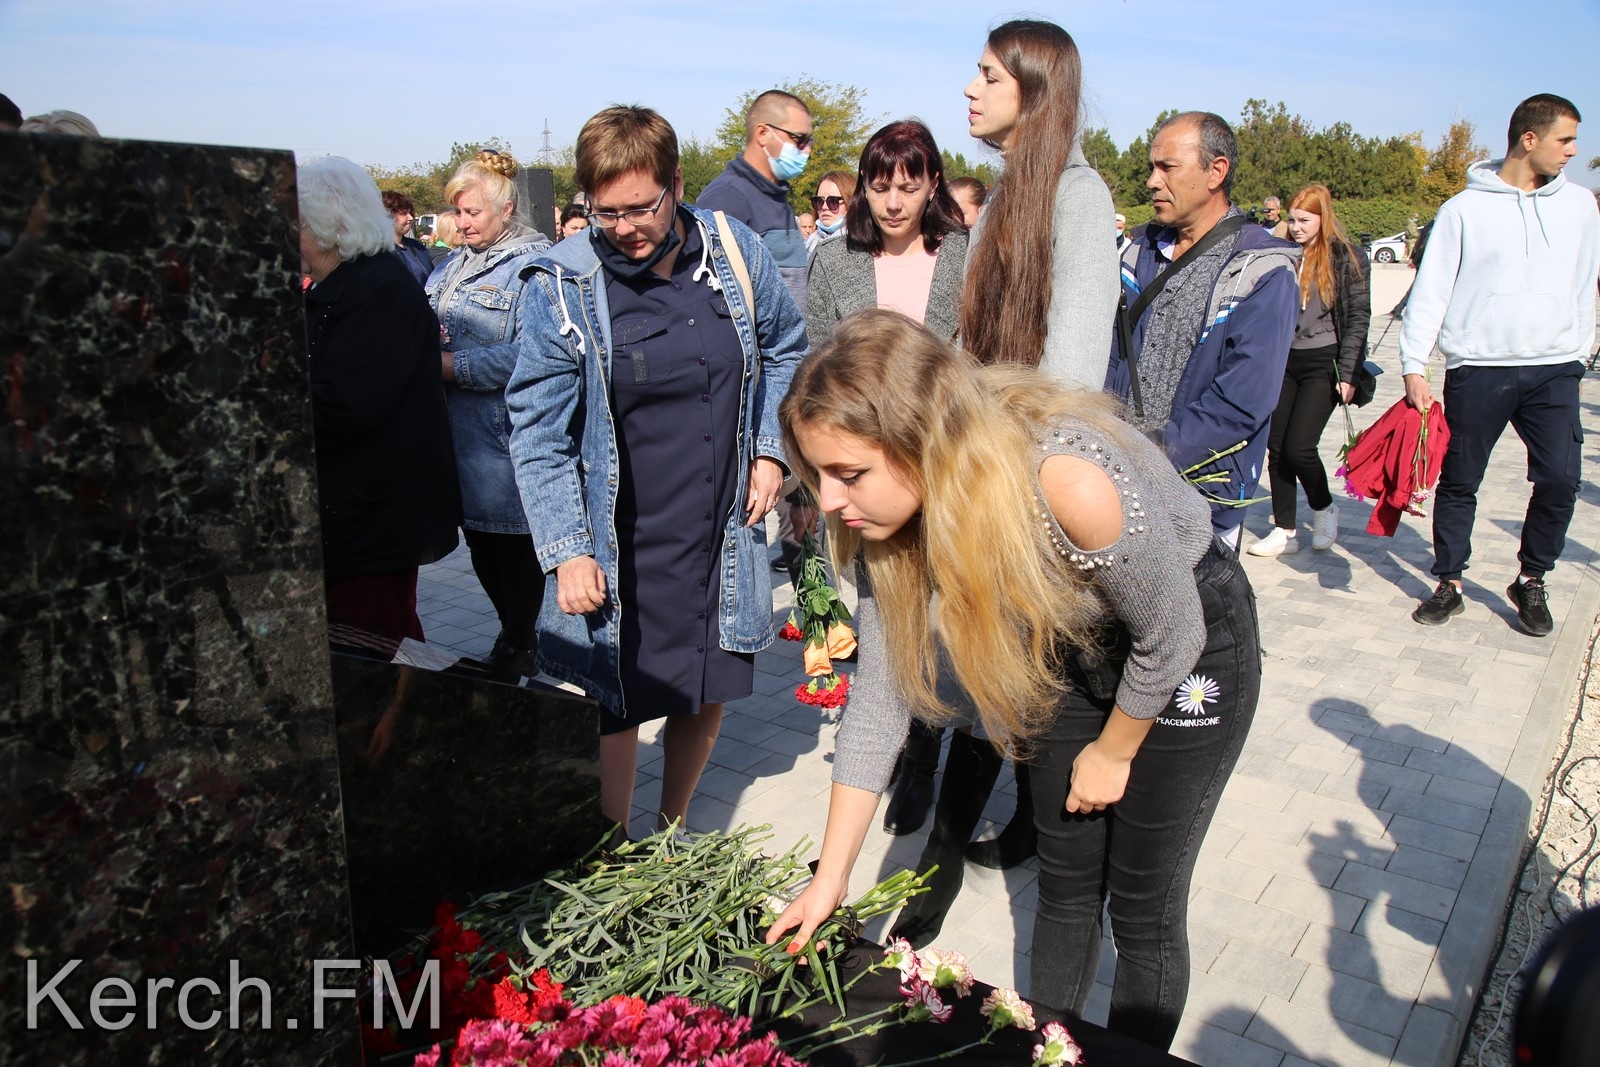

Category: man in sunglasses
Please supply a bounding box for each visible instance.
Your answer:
[696,89,814,307]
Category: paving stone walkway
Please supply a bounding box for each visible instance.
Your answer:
[416,265,1600,1066]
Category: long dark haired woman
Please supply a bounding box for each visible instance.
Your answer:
[1247,183,1371,557]
[960,19,1118,387]
[766,312,1260,1051]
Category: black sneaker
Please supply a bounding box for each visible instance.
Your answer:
[1412,580,1464,625]
[1507,577,1554,636]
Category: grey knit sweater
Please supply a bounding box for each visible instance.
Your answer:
[805,230,968,346]
[966,147,1120,390]
[831,416,1214,795]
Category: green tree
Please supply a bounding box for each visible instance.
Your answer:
[1233,99,1312,207]
[1080,126,1125,203]
[680,137,727,202]
[712,77,881,213]
[367,165,444,212]
[939,149,998,188]
[366,136,517,214]
[1589,155,1599,170]
[1419,119,1488,206]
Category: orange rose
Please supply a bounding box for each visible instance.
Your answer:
[824,621,856,660]
[803,642,834,677]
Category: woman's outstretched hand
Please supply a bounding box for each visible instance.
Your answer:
[764,871,848,955]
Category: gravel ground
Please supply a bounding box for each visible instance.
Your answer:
[1458,612,1600,1065]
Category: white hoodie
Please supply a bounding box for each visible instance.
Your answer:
[1399,159,1599,377]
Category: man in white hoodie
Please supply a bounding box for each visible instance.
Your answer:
[1406,94,1599,636]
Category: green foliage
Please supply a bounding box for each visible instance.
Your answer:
[1080,126,1127,204]
[713,77,882,213]
[939,148,998,188]
[365,136,517,214]
[1087,103,1471,224]
[367,166,443,213]
[1233,99,1313,205]
[680,137,728,203]
[1419,119,1488,205]
[1591,155,1599,171]
[1333,198,1427,241]
[1119,204,1157,229]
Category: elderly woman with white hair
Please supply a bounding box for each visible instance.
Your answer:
[425,149,550,676]
[298,155,460,641]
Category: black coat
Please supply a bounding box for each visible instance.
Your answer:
[304,252,460,578]
[1330,240,1373,384]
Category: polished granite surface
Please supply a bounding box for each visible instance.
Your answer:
[0,132,352,1064]
[330,638,604,961]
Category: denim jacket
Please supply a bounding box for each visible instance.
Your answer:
[425,228,550,532]
[506,207,808,713]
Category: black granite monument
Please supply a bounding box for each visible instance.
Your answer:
[1,132,603,1064]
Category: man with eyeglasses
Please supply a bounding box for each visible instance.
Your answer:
[696,89,814,307]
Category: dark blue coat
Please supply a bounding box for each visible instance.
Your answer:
[1105,220,1298,532]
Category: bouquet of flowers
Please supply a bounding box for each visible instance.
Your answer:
[416,982,803,1067]
[778,531,855,709]
[1334,400,1365,500]
[784,939,1067,1066]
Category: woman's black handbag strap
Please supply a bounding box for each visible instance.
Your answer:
[1115,215,1246,421]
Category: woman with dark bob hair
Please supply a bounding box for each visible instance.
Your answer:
[766,311,1260,1052]
[805,119,967,347]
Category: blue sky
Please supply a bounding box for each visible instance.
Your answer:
[4,1,1598,190]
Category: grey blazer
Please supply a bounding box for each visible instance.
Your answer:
[805,229,969,346]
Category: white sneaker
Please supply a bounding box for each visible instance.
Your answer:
[1247,527,1299,556]
[1311,504,1339,551]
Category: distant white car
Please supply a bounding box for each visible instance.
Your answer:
[1369,232,1407,264]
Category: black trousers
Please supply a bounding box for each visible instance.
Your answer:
[1434,361,1584,582]
[462,529,544,650]
[1028,542,1260,1050]
[1265,345,1340,525]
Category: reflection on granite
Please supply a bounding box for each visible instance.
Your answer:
[0,133,353,1064]
[329,639,604,959]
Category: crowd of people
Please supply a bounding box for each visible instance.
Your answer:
[7,31,1596,1051]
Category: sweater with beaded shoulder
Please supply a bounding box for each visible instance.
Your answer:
[831,417,1216,796]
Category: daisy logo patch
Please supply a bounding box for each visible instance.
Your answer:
[1175,673,1220,716]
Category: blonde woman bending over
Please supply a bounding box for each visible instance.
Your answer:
[766,310,1260,1051]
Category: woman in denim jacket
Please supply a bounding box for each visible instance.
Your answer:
[507,107,807,837]
[426,150,550,675]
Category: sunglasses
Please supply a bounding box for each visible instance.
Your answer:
[810,195,846,211]
[767,123,813,151]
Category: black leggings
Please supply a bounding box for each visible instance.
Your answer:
[462,529,544,650]
[1027,543,1260,1050]
[1266,345,1340,525]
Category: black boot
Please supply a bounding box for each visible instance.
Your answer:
[882,720,943,835]
[889,731,1003,947]
[965,761,1038,869]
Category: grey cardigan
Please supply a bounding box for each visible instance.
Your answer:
[967,146,1119,390]
[805,230,969,345]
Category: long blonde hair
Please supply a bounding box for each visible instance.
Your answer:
[780,310,1125,742]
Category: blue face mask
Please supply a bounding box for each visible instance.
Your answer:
[817,215,845,235]
[769,140,810,182]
